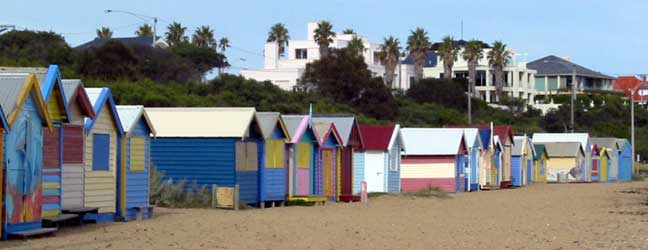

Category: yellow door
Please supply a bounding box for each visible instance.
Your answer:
[600,153,608,182]
[322,149,333,197]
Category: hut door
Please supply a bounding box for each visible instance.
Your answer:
[322,149,334,197]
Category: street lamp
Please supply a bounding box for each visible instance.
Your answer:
[104,9,158,46]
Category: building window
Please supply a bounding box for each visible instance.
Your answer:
[373,52,382,65]
[295,49,307,59]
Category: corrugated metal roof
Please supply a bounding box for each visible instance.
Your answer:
[591,137,620,149]
[0,67,47,83]
[513,136,525,155]
[312,115,356,146]
[541,142,583,157]
[532,133,590,150]
[616,138,631,149]
[62,79,81,103]
[0,74,28,118]
[116,105,156,135]
[255,112,288,140]
[401,128,465,155]
[84,87,124,135]
[359,124,395,151]
[533,144,548,160]
[281,115,308,141]
[146,107,256,138]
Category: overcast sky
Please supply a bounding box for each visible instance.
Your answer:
[3,0,647,76]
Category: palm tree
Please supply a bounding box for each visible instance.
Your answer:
[462,40,484,98]
[192,25,216,48]
[487,41,511,103]
[165,22,188,46]
[380,36,401,88]
[347,35,364,56]
[342,29,355,35]
[267,23,290,58]
[437,36,459,80]
[216,37,230,75]
[96,27,113,39]
[406,27,431,81]
[135,24,154,37]
[313,21,336,58]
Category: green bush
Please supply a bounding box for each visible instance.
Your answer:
[149,166,212,208]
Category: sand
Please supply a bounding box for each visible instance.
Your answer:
[2,181,647,250]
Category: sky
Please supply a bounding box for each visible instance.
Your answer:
[3,0,648,76]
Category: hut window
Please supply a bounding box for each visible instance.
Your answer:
[265,140,285,168]
[296,142,311,168]
[130,137,146,172]
[92,133,110,171]
[236,141,258,171]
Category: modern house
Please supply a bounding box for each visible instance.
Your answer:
[528,55,615,96]
[240,22,416,90]
[423,46,537,104]
[613,76,648,103]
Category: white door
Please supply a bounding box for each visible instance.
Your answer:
[364,152,385,192]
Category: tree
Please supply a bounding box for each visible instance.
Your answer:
[172,43,228,79]
[136,24,154,37]
[342,29,355,35]
[437,36,458,80]
[266,23,290,57]
[165,22,188,46]
[406,78,468,109]
[406,27,431,81]
[346,35,364,57]
[192,25,216,48]
[96,27,113,39]
[0,30,73,67]
[217,37,230,75]
[313,21,336,58]
[462,39,484,97]
[487,41,511,103]
[77,40,138,80]
[380,36,401,88]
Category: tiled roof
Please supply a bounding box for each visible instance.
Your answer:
[527,55,614,79]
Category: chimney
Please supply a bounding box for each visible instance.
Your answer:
[307,22,318,40]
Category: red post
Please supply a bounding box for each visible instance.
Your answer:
[360,181,368,204]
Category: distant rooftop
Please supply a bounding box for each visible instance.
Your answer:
[528,55,615,79]
[402,50,438,67]
[75,36,166,50]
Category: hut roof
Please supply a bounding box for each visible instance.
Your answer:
[256,112,289,140]
[591,137,620,150]
[61,79,95,119]
[359,124,404,151]
[401,128,466,156]
[39,65,71,122]
[312,115,363,147]
[513,136,534,156]
[85,88,124,135]
[533,133,590,149]
[281,115,310,143]
[542,142,584,157]
[0,73,53,131]
[532,144,549,160]
[312,121,343,146]
[615,138,631,150]
[116,105,156,136]
[146,107,256,138]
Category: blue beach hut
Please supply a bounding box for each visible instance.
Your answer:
[256,112,290,207]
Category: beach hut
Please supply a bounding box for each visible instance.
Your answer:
[400,128,467,193]
[533,133,592,182]
[255,112,290,206]
[512,136,532,187]
[0,95,8,237]
[599,149,612,183]
[455,128,482,191]
[0,73,55,237]
[148,108,262,205]
[60,80,95,211]
[116,106,155,220]
[281,115,325,202]
[532,143,548,183]
[590,144,601,182]
[84,88,124,222]
[591,138,620,182]
[311,121,344,201]
[616,139,633,182]
[355,124,404,193]
[37,66,72,220]
[493,135,504,188]
[312,115,363,201]
[543,142,585,182]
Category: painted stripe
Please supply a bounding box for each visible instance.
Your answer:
[43,175,61,183]
[43,182,61,189]
[42,196,60,204]
[402,155,456,164]
[43,203,61,210]
[401,178,456,193]
[43,189,61,196]
[42,210,60,218]
[42,170,61,176]
[401,163,455,178]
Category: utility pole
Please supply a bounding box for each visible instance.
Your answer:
[570,64,576,132]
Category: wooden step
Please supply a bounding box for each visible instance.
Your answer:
[62,207,99,214]
[43,214,79,228]
[8,228,57,239]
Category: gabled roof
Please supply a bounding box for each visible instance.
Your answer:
[281,115,311,143]
[542,142,584,158]
[146,107,256,138]
[0,73,53,131]
[494,135,502,150]
[116,105,156,136]
[40,65,71,122]
[402,50,438,67]
[527,55,615,79]
[615,138,631,150]
[75,36,157,50]
[359,124,404,151]
[61,79,96,119]
[85,88,124,135]
[532,144,549,160]
[451,125,514,146]
[401,128,466,156]
[478,129,491,148]
[311,121,343,146]
[256,112,289,141]
[590,137,619,150]
[533,133,590,151]
[312,115,363,148]
[513,136,527,156]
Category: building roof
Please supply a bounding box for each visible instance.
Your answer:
[61,79,96,119]
[146,107,256,138]
[281,115,309,143]
[513,136,527,156]
[532,133,590,151]
[75,36,157,50]
[312,120,343,146]
[478,129,491,148]
[312,115,363,147]
[116,105,156,136]
[402,51,438,67]
[85,88,124,135]
[452,125,514,146]
[401,128,466,156]
[0,73,53,131]
[615,138,631,149]
[613,76,641,97]
[0,67,47,83]
[532,144,549,160]
[39,65,71,122]
[590,137,619,150]
[542,142,584,157]
[358,124,403,151]
[256,112,289,140]
[527,55,615,79]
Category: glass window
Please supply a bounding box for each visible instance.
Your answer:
[295,49,308,59]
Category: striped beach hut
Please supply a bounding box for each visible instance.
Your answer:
[256,112,290,206]
[480,129,500,189]
[493,135,504,187]
[354,124,404,193]
[590,144,601,182]
[60,80,95,211]
[116,106,156,220]
[281,115,322,200]
[148,108,262,205]
[312,115,363,201]
[532,143,548,183]
[401,128,467,193]
[512,136,533,187]
[38,66,72,220]
[616,139,633,182]
[469,125,515,188]
[84,88,124,222]
[543,142,585,182]
[311,121,344,201]
[591,138,620,182]
[533,133,591,182]
[0,73,54,237]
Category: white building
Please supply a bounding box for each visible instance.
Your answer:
[241,22,416,90]
[423,48,537,104]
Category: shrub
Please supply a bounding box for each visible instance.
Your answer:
[149,166,212,208]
